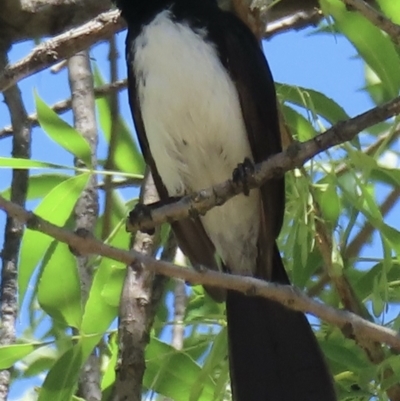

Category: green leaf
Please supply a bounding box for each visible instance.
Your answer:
[101,333,118,400]
[371,275,385,317]
[320,332,370,372]
[0,343,48,369]
[376,0,400,24]
[363,64,388,105]
[371,166,400,187]
[277,83,349,125]
[24,174,70,200]
[19,173,90,304]
[38,242,82,328]
[190,328,227,401]
[80,259,124,336]
[35,93,93,167]
[320,0,400,100]
[79,217,128,336]
[315,182,341,227]
[93,67,145,175]
[38,343,85,401]
[144,337,216,401]
[100,264,126,308]
[0,157,69,170]
[281,105,317,141]
[23,346,58,378]
[379,224,400,264]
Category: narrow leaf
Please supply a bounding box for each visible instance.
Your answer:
[19,173,90,304]
[38,242,82,328]
[277,83,349,124]
[35,93,93,167]
[38,344,83,401]
[0,343,48,369]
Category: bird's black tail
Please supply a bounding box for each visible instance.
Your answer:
[226,245,336,401]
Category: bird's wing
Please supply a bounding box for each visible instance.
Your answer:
[207,11,285,280]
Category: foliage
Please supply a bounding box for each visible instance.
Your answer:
[1,2,400,401]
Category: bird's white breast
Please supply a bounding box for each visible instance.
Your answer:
[132,10,260,274]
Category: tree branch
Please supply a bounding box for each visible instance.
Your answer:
[68,50,101,401]
[115,170,162,401]
[0,0,112,45]
[126,95,400,233]
[0,50,31,401]
[1,194,400,351]
[0,9,125,94]
[265,8,323,38]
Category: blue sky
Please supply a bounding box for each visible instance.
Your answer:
[0,23,392,400]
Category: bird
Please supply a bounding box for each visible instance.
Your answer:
[115,0,336,400]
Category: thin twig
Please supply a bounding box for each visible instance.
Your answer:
[1,194,400,351]
[0,10,125,93]
[102,36,119,240]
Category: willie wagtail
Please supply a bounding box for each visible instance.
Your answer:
[115,1,336,399]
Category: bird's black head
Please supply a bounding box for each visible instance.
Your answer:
[114,0,172,20]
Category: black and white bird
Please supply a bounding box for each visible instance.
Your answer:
[115,0,336,400]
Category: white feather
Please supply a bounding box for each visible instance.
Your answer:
[132,10,260,274]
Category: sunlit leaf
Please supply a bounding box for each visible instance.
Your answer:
[0,157,68,170]
[100,264,126,308]
[80,248,125,335]
[281,104,317,141]
[376,0,400,24]
[0,343,48,369]
[35,93,93,167]
[38,242,82,328]
[19,173,90,304]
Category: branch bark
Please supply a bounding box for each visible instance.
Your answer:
[1,193,400,352]
[68,50,101,401]
[0,0,112,45]
[0,50,31,401]
[0,9,124,93]
[115,170,164,401]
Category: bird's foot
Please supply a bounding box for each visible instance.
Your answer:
[128,203,156,235]
[232,157,255,196]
